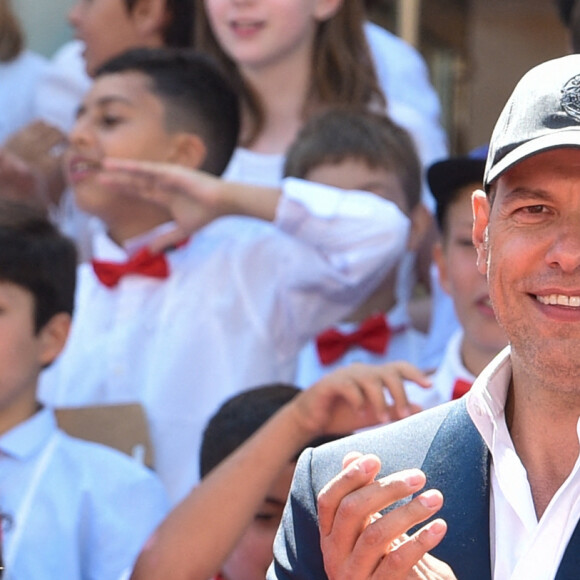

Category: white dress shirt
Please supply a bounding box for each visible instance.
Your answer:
[404,329,473,410]
[364,21,443,137]
[467,348,580,579]
[0,50,47,143]
[365,21,448,212]
[39,178,410,503]
[0,407,168,580]
[222,148,286,186]
[34,40,91,133]
[294,284,427,388]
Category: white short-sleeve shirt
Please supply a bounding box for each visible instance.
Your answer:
[0,407,168,580]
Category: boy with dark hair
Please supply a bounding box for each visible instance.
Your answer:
[129,361,430,580]
[200,383,352,580]
[287,109,431,389]
[403,146,508,409]
[0,199,167,579]
[200,384,313,478]
[95,48,238,176]
[0,0,196,254]
[40,48,413,503]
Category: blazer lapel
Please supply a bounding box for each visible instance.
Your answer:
[419,399,492,579]
[555,517,580,579]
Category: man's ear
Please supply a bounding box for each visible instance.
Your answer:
[38,312,71,367]
[472,189,490,276]
[132,0,168,39]
[313,0,343,21]
[406,202,433,252]
[166,133,208,169]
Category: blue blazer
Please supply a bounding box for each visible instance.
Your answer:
[269,399,580,579]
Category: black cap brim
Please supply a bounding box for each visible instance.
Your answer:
[428,158,486,203]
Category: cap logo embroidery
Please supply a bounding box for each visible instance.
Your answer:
[561,74,580,122]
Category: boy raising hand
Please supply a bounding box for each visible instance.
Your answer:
[40,48,414,503]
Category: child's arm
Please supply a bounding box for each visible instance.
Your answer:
[99,159,283,251]
[129,362,431,580]
[100,158,410,356]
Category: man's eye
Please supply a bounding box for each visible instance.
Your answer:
[523,204,545,214]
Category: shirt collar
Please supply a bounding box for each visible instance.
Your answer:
[92,221,177,262]
[466,346,513,448]
[436,329,475,384]
[332,300,411,332]
[0,407,57,461]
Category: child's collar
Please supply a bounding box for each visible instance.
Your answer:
[122,222,177,256]
[92,221,177,261]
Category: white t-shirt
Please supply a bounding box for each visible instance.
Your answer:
[364,20,445,147]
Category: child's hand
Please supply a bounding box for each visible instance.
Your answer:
[0,148,42,205]
[3,121,67,207]
[99,158,225,251]
[290,362,431,438]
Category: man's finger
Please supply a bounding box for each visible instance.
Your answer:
[375,519,449,579]
[320,465,428,577]
[318,454,382,537]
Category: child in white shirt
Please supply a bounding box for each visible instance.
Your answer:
[286,109,431,388]
[39,48,413,503]
[0,200,167,579]
[405,146,508,409]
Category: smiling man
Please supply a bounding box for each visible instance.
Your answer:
[269,54,580,580]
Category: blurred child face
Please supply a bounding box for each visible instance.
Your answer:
[306,157,410,214]
[220,462,295,580]
[0,283,60,432]
[434,183,507,356]
[65,71,175,239]
[204,0,340,73]
[69,0,163,76]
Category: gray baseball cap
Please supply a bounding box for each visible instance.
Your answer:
[485,54,580,187]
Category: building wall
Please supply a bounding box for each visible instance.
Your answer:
[466,0,568,149]
[13,0,74,57]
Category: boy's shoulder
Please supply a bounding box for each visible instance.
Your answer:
[3,408,168,579]
[54,425,164,490]
[4,406,168,508]
[49,424,170,524]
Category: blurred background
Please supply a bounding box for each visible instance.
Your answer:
[13,0,568,154]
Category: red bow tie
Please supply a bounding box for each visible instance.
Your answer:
[452,378,472,400]
[92,247,169,288]
[316,314,400,365]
